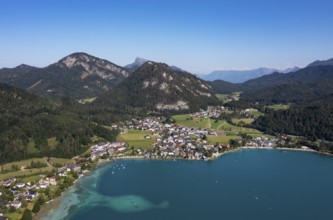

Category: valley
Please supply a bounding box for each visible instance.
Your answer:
[0,53,333,220]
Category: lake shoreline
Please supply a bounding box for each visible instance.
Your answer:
[33,146,331,219]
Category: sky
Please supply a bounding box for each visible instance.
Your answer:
[1,0,333,73]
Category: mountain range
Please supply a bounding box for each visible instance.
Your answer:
[0,53,219,113]
[0,52,129,99]
[201,67,300,83]
[1,52,333,109]
[1,53,333,162]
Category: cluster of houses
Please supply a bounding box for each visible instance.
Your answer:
[117,117,165,134]
[147,123,227,160]
[113,117,227,160]
[0,161,85,215]
[0,177,40,210]
[90,142,127,160]
[244,136,278,148]
[191,106,226,119]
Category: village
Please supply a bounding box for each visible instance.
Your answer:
[0,107,279,220]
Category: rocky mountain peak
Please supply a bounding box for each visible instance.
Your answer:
[56,52,129,80]
[125,57,149,70]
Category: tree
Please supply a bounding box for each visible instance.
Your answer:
[20,209,32,220]
[32,200,41,213]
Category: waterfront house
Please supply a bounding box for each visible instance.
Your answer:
[66,164,81,172]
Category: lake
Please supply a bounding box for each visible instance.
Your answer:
[41,149,333,220]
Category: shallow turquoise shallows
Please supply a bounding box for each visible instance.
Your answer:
[43,149,333,220]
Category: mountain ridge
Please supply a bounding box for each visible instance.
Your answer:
[0,52,130,99]
[95,61,220,113]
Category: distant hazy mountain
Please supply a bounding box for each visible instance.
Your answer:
[202,67,300,83]
[307,58,333,67]
[0,52,129,99]
[125,57,187,72]
[125,57,148,70]
[209,63,333,104]
[96,61,220,113]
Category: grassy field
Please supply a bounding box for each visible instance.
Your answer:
[172,114,210,129]
[82,97,97,104]
[266,104,290,110]
[216,94,229,102]
[5,212,21,220]
[0,167,52,181]
[49,157,73,166]
[0,157,73,181]
[207,135,240,144]
[2,158,46,171]
[118,129,156,150]
[232,118,254,125]
[210,119,263,136]
[247,109,264,117]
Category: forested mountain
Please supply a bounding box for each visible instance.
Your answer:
[202,67,300,83]
[96,62,220,114]
[307,58,333,67]
[207,80,242,94]
[253,94,333,142]
[0,53,129,99]
[209,64,333,104]
[202,67,278,83]
[241,65,333,104]
[0,83,118,163]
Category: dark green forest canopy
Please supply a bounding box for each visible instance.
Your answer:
[0,83,118,163]
[253,95,333,142]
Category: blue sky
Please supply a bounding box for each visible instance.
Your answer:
[1,0,333,73]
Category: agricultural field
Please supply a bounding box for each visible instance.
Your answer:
[232,118,254,125]
[0,157,72,181]
[172,114,210,129]
[0,167,52,181]
[1,158,46,171]
[216,92,241,103]
[118,129,156,150]
[209,119,263,137]
[48,158,73,166]
[207,135,240,144]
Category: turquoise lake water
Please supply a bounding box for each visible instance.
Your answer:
[42,149,333,220]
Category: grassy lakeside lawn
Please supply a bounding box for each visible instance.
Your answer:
[118,129,156,150]
[172,114,210,129]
